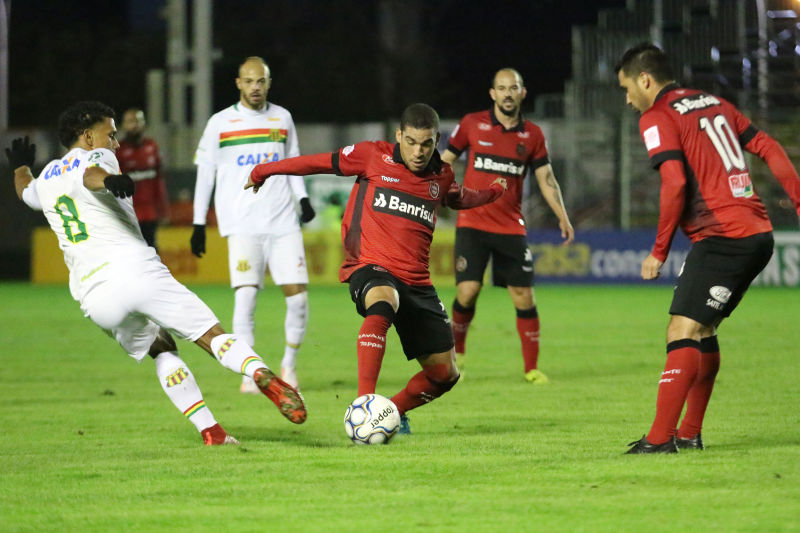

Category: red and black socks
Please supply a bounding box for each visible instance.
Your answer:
[390,363,458,415]
[451,299,475,354]
[516,306,540,372]
[357,301,395,396]
[646,339,700,445]
[677,336,720,439]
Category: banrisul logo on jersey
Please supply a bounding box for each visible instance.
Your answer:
[472,153,525,177]
[669,93,721,115]
[371,187,435,229]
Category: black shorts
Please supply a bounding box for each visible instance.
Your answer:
[453,227,534,287]
[670,232,774,326]
[348,265,454,360]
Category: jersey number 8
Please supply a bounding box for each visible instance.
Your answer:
[55,195,89,244]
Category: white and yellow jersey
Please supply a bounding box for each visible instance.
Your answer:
[193,101,305,237]
[24,147,155,301]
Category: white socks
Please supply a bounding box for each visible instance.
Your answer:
[232,285,258,347]
[154,351,216,432]
[209,333,267,378]
[282,291,308,370]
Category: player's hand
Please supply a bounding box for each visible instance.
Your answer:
[491,177,508,191]
[559,219,575,245]
[246,164,273,193]
[5,136,36,170]
[641,253,663,280]
[190,224,206,257]
[103,174,135,198]
[299,197,316,223]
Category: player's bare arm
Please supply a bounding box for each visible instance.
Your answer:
[533,164,574,244]
[13,167,35,200]
[441,149,458,166]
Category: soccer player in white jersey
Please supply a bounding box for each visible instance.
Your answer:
[191,56,314,393]
[7,101,306,446]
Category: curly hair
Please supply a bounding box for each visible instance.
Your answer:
[57,101,116,148]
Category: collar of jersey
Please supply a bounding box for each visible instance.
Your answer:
[233,102,271,115]
[489,107,525,132]
[654,83,681,104]
[392,143,443,175]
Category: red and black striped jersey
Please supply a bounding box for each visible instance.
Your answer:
[117,138,168,222]
[447,109,549,235]
[334,141,456,286]
[639,85,773,258]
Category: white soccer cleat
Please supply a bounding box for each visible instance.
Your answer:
[240,375,261,394]
[281,367,299,389]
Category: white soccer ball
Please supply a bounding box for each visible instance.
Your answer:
[343,394,401,445]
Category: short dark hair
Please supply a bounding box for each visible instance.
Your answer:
[400,103,439,132]
[58,101,116,148]
[615,43,675,83]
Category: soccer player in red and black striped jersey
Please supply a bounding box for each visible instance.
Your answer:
[442,68,574,384]
[617,44,800,454]
[247,103,507,429]
[117,108,170,250]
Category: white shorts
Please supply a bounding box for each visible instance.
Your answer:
[227,232,309,288]
[79,257,219,361]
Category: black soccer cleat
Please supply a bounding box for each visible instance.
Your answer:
[625,435,678,454]
[676,433,704,450]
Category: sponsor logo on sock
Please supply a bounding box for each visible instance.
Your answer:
[217,338,236,359]
[165,367,188,387]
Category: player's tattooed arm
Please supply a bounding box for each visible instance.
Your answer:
[534,164,574,244]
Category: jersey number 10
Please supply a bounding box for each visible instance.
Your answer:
[699,114,746,173]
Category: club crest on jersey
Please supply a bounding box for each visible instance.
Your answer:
[478,123,491,130]
[372,187,435,229]
[516,142,526,157]
[429,181,440,199]
[473,153,525,177]
[382,154,399,165]
[517,131,530,139]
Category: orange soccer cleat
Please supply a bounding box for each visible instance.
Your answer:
[253,368,307,424]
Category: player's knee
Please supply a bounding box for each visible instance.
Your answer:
[365,300,396,323]
[148,328,177,358]
[422,363,459,395]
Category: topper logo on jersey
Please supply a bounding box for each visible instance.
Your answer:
[473,153,525,177]
[237,153,280,166]
[372,187,435,229]
[44,157,80,180]
[670,93,721,115]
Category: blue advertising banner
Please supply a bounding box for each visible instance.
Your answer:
[527,229,689,284]
[527,230,800,286]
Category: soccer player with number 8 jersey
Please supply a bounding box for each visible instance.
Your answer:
[8,101,306,446]
[616,44,800,454]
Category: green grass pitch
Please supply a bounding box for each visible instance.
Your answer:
[1,282,798,532]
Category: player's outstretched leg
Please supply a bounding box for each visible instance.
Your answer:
[203,329,307,424]
[233,285,261,394]
[281,291,308,389]
[676,336,720,450]
[152,347,238,445]
[390,354,460,431]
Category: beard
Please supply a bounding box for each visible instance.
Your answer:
[497,102,518,117]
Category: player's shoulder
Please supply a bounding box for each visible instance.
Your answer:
[207,104,239,124]
[461,109,491,126]
[265,102,293,119]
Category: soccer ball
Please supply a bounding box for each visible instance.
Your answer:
[343,394,401,445]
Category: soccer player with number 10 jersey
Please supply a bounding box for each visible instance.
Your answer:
[616,44,800,454]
